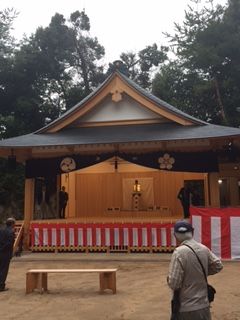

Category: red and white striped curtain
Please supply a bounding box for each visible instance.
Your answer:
[30,223,176,249]
[191,207,240,260]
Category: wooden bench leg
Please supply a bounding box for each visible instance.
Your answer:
[99,272,116,294]
[26,272,48,294]
[26,273,38,294]
[36,272,48,294]
[42,273,48,293]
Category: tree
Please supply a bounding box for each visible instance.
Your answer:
[25,11,105,118]
[0,159,25,221]
[107,44,168,89]
[0,8,19,138]
[0,10,106,138]
[155,0,240,126]
[152,61,221,123]
[69,11,105,94]
[0,8,17,57]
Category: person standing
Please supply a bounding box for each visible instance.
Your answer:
[177,186,192,219]
[0,217,16,292]
[59,186,68,219]
[167,220,223,320]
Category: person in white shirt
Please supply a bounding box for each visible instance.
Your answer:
[167,220,223,320]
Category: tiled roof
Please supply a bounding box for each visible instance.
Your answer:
[0,123,240,148]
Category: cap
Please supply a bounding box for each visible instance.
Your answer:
[6,217,16,226]
[174,220,194,233]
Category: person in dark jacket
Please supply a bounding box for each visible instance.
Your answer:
[177,186,192,219]
[59,186,68,219]
[0,217,15,291]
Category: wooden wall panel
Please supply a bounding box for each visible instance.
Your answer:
[76,174,102,217]
[75,171,206,220]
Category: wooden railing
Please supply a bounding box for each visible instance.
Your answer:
[13,222,24,255]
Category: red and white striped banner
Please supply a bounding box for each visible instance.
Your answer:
[191,207,240,260]
[30,223,176,249]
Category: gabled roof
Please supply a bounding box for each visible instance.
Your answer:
[0,70,240,159]
[36,71,205,134]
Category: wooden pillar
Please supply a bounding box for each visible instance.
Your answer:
[229,177,239,206]
[204,173,210,206]
[68,171,76,218]
[23,178,35,250]
[208,173,220,207]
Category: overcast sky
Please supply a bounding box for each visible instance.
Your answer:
[0,0,227,64]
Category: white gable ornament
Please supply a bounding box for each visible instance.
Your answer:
[60,157,76,172]
[111,89,123,102]
[158,153,175,170]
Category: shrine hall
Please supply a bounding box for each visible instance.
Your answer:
[0,69,240,257]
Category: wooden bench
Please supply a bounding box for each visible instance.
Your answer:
[26,269,117,294]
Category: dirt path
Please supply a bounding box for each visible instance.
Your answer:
[0,254,239,320]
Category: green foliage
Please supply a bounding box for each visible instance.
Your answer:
[0,158,24,220]
[70,10,90,30]
[153,0,240,126]
[0,9,107,139]
[0,8,19,138]
[0,8,17,56]
[112,43,168,89]
[152,61,221,123]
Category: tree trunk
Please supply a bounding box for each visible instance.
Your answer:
[213,77,227,123]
